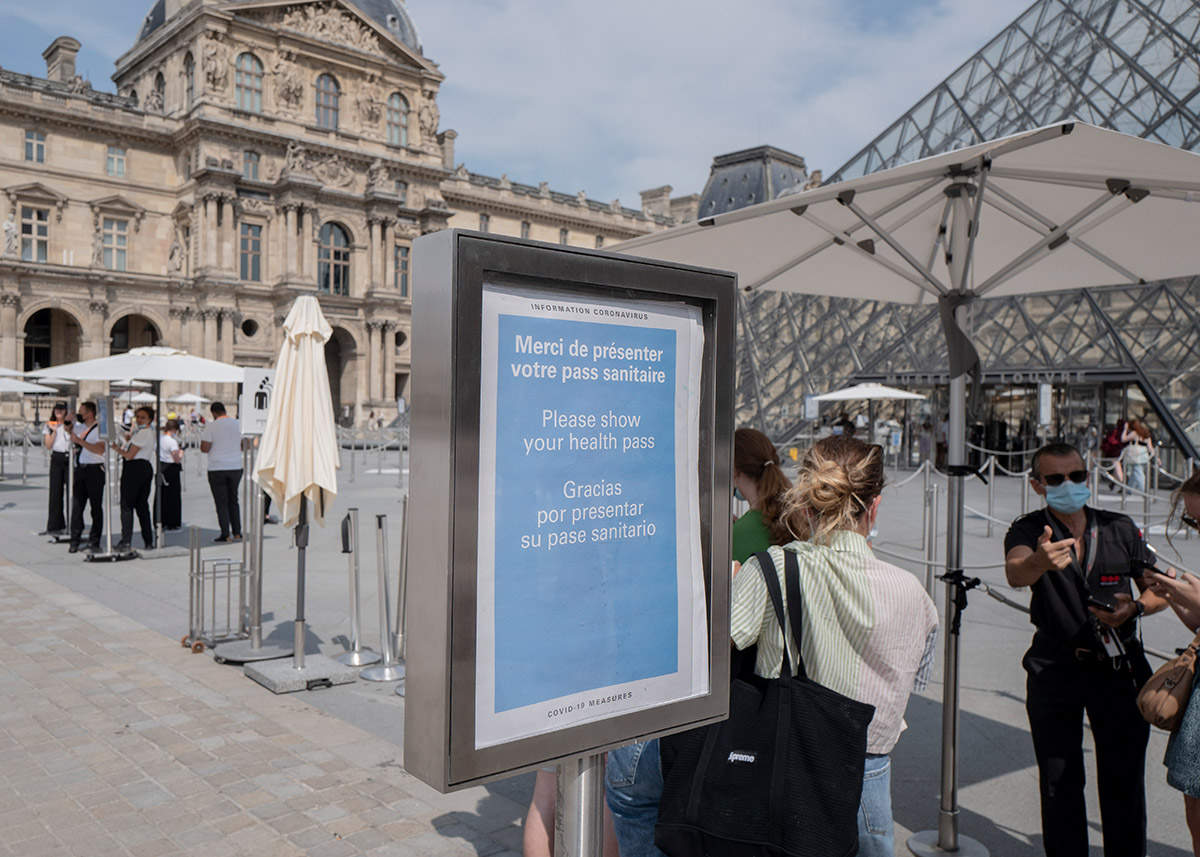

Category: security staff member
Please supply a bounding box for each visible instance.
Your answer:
[41,401,72,535]
[112,405,156,551]
[68,402,107,553]
[1005,442,1168,857]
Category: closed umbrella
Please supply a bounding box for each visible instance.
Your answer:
[0,377,58,394]
[616,120,1200,855]
[254,296,339,669]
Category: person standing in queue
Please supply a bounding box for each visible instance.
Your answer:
[67,402,107,554]
[111,406,156,551]
[158,419,184,531]
[41,401,72,536]
[1004,441,1168,857]
[200,401,244,543]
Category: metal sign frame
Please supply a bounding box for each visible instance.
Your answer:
[405,231,736,791]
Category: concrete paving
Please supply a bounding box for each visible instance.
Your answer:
[0,439,1198,855]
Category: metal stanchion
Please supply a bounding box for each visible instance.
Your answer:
[924,486,939,598]
[349,429,356,483]
[397,427,404,490]
[361,514,404,682]
[393,494,411,697]
[1021,471,1030,517]
[336,509,379,667]
[1121,472,1128,512]
[985,456,995,538]
[555,755,606,857]
[1144,490,1151,536]
[1090,456,1099,508]
[921,462,931,553]
[22,425,29,485]
[376,423,384,474]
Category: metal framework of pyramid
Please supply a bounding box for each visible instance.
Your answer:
[739,0,1200,458]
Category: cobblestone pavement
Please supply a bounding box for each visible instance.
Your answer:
[0,560,527,857]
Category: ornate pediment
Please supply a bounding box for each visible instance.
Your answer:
[4,182,70,221]
[89,195,147,231]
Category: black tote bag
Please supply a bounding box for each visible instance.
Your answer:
[656,550,875,857]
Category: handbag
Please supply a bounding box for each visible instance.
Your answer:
[1137,630,1200,731]
[655,550,875,857]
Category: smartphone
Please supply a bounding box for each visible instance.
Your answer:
[1087,595,1115,612]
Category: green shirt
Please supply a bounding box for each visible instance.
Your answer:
[732,508,772,564]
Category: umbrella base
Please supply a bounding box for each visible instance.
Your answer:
[243,653,357,694]
[137,546,190,561]
[361,662,405,683]
[213,639,294,664]
[84,549,138,563]
[334,649,381,667]
[908,830,988,856]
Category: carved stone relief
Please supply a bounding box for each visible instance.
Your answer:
[272,51,304,111]
[201,31,229,92]
[357,74,384,126]
[277,3,381,52]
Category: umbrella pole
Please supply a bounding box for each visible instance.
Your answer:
[293,494,308,669]
[154,382,163,550]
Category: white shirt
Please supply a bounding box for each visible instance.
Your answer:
[125,426,156,463]
[202,416,243,470]
[43,421,72,453]
[159,433,181,464]
[75,422,105,466]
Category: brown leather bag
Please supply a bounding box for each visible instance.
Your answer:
[1137,631,1200,731]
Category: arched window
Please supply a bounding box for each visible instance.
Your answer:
[235,53,264,113]
[386,93,408,147]
[318,223,351,295]
[315,74,339,129]
[183,52,194,108]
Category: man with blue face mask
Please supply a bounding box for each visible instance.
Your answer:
[1004,442,1168,857]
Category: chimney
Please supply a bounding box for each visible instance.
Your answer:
[639,186,673,218]
[438,129,457,171]
[43,37,82,84]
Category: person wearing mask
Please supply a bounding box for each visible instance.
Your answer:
[111,406,156,551]
[158,419,184,532]
[1121,419,1154,493]
[1004,441,1168,857]
[604,427,795,857]
[1144,471,1200,857]
[200,401,244,543]
[67,402,107,554]
[41,401,72,536]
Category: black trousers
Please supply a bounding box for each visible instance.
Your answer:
[119,459,154,547]
[47,451,68,532]
[1024,633,1152,857]
[207,469,242,537]
[69,464,105,547]
[157,462,182,529]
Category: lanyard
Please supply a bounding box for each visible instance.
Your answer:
[1043,509,1099,588]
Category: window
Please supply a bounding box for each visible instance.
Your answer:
[387,93,409,147]
[235,53,264,113]
[318,223,350,295]
[243,151,259,181]
[24,131,45,163]
[20,206,49,263]
[559,228,569,245]
[479,213,490,233]
[394,180,407,206]
[240,223,262,281]
[520,221,530,239]
[394,244,409,296]
[315,74,339,129]
[595,235,604,249]
[102,218,128,271]
[106,146,126,178]
[183,52,194,108]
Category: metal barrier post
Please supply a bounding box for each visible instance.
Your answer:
[361,514,404,682]
[986,457,995,538]
[921,461,931,554]
[1021,470,1030,517]
[1090,455,1099,507]
[1121,472,1128,512]
[22,424,28,485]
[336,509,380,667]
[1144,490,1151,536]
[377,423,384,474]
[924,486,938,598]
[393,493,409,662]
[349,429,356,483]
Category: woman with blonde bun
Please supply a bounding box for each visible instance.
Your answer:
[731,436,938,857]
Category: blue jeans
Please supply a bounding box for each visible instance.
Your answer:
[605,740,666,857]
[857,754,894,857]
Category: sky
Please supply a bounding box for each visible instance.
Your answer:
[0,0,1035,205]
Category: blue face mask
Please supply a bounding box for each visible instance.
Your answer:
[1045,481,1090,514]
[733,486,745,502]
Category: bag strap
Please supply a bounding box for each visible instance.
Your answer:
[753,550,793,846]
[783,550,809,680]
[754,551,792,686]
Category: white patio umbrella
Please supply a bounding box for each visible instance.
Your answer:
[43,347,245,552]
[166,392,211,405]
[813,382,926,401]
[129,391,159,404]
[0,377,58,394]
[254,296,339,670]
[616,120,1200,856]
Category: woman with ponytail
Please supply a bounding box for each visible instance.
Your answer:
[731,436,939,856]
[731,427,794,563]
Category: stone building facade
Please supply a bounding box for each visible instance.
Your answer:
[0,0,695,422]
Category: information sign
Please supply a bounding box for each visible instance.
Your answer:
[804,394,820,420]
[240,369,275,436]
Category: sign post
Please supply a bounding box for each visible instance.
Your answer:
[405,232,735,832]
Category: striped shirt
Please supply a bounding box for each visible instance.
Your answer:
[731,532,938,754]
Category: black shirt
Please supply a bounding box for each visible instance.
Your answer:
[1004,506,1153,648]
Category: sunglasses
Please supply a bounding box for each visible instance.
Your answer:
[1040,470,1088,487]
[1183,514,1200,531]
